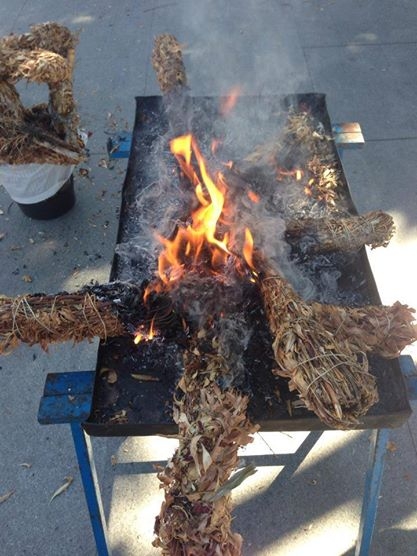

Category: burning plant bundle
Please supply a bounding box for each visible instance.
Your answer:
[285,210,395,254]
[0,22,84,165]
[0,284,134,354]
[144,127,262,553]
[1,31,417,556]
[154,284,258,555]
[0,281,185,355]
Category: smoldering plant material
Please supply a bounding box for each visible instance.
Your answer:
[154,309,258,556]
[237,110,326,169]
[311,301,417,359]
[152,34,187,95]
[257,259,379,429]
[233,107,343,208]
[0,282,153,354]
[285,210,395,253]
[0,291,125,354]
[0,22,84,165]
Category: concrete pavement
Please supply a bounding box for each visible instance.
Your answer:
[1,1,416,555]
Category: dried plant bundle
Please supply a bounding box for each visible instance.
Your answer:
[285,210,395,253]
[0,81,25,123]
[0,47,69,83]
[0,281,187,354]
[0,123,84,165]
[312,301,417,359]
[0,22,83,165]
[258,263,379,429]
[1,22,77,57]
[154,312,258,555]
[152,34,187,94]
[49,78,75,116]
[0,292,126,354]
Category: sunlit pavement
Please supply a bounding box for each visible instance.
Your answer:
[1,2,416,555]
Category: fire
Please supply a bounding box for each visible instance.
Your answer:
[276,167,304,182]
[211,138,222,155]
[304,177,315,197]
[219,86,242,117]
[135,133,257,347]
[156,133,255,285]
[243,228,254,269]
[134,317,157,344]
[247,190,260,204]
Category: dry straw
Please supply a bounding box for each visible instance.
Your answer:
[0,22,84,165]
[312,301,417,359]
[154,311,258,556]
[257,261,379,429]
[0,292,125,354]
[285,210,395,253]
[152,34,187,94]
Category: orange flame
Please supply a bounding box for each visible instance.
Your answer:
[276,167,304,182]
[243,227,254,269]
[220,86,242,116]
[211,138,222,155]
[155,133,257,285]
[157,134,231,284]
[134,317,157,344]
[247,190,260,204]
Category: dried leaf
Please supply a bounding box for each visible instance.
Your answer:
[0,232,5,240]
[387,440,397,453]
[20,463,32,469]
[0,490,14,504]
[205,465,257,502]
[22,275,33,283]
[201,443,212,472]
[131,373,160,382]
[98,158,108,169]
[100,367,118,384]
[50,476,73,503]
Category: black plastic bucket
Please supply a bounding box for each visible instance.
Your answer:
[17,175,75,220]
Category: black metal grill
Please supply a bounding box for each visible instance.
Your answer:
[84,94,411,436]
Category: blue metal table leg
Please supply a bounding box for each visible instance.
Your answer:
[355,428,390,556]
[71,422,111,556]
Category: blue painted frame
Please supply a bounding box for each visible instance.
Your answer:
[37,328,415,552]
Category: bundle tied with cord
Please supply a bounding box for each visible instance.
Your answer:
[285,210,395,253]
[153,291,258,555]
[0,282,152,354]
[257,256,379,429]
[0,22,84,166]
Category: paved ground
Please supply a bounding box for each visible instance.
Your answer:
[0,1,416,555]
